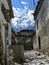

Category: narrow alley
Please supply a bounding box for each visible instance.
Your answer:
[0,0,49,65]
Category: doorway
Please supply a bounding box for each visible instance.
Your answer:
[38,36,41,49]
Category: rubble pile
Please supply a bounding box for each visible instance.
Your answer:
[23,50,49,65]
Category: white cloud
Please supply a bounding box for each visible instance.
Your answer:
[24,6,28,9]
[19,22,28,28]
[21,1,27,5]
[27,10,35,25]
[12,7,22,17]
[11,18,18,26]
[11,7,35,32]
[28,10,34,21]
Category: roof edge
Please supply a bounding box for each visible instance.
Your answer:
[7,0,14,18]
[34,0,44,20]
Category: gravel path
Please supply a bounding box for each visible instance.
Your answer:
[23,50,49,65]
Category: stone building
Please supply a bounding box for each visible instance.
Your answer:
[0,0,13,65]
[12,29,35,50]
[34,0,49,55]
[32,32,36,50]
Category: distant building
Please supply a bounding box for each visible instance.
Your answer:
[12,29,36,50]
[0,0,13,65]
[34,0,49,54]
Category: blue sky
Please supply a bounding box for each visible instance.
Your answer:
[11,0,39,10]
[11,0,39,32]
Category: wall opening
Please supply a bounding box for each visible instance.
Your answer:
[38,36,41,49]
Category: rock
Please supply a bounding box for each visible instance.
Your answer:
[14,63,21,65]
[23,63,29,65]
[25,59,31,62]
[37,55,46,59]
[24,50,49,65]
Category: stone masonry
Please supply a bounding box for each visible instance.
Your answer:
[34,0,49,55]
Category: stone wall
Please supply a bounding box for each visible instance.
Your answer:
[12,30,35,50]
[16,36,33,50]
[9,45,24,64]
[35,0,49,55]
[39,21,49,56]
[33,35,36,50]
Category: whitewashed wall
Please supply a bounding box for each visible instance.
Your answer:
[0,0,11,51]
[35,0,49,49]
[1,0,9,9]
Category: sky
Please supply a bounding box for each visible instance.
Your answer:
[11,0,39,32]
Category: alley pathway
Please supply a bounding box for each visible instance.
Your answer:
[23,50,49,65]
